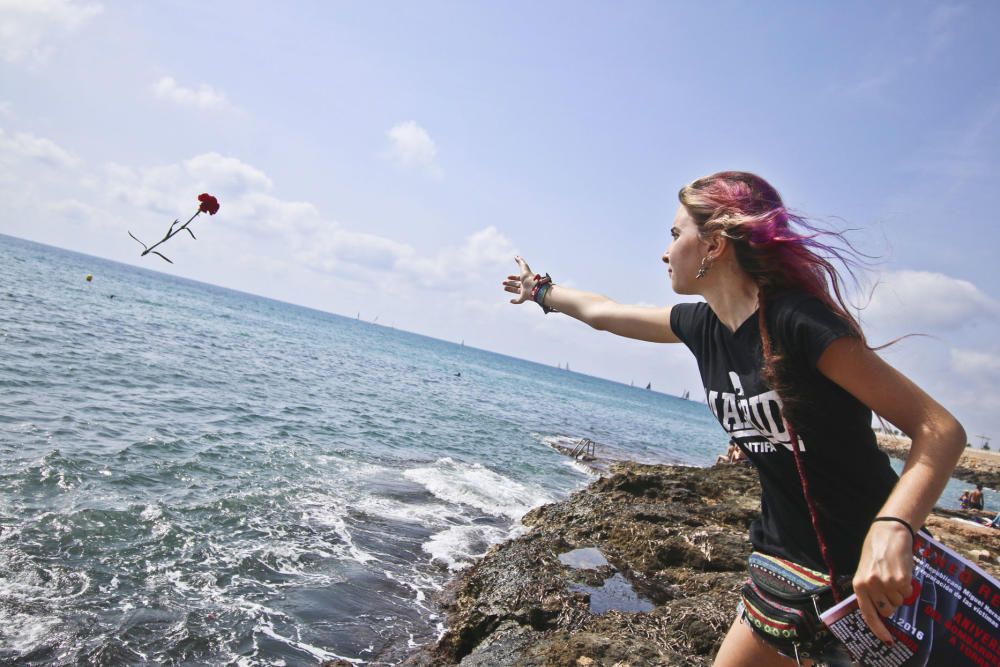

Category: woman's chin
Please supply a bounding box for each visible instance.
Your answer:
[670,278,694,295]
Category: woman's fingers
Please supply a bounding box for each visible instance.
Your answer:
[856,591,894,643]
[854,570,912,640]
[851,519,916,642]
[502,279,524,294]
[884,589,906,610]
[505,257,539,305]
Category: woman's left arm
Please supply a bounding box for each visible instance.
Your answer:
[817,336,967,643]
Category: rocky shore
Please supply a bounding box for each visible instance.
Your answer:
[392,460,1000,667]
[877,433,1000,489]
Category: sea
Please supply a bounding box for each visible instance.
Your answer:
[0,234,988,665]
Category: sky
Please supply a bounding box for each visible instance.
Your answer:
[2,0,999,444]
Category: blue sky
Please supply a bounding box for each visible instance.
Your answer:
[2,0,999,444]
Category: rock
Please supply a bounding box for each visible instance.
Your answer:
[923,516,1000,579]
[403,463,757,665]
[402,460,1000,666]
[877,434,1000,490]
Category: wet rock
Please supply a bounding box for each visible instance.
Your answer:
[404,463,757,666]
[402,456,1000,666]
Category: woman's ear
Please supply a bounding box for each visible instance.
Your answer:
[703,230,728,263]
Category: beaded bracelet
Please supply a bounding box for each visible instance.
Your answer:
[530,273,556,314]
[540,284,557,313]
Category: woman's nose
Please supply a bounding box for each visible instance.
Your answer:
[662,251,670,265]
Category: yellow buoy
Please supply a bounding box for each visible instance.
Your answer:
[85,274,93,282]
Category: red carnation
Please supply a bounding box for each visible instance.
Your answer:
[198,193,220,215]
[129,193,223,263]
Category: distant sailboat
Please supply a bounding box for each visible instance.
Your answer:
[682,389,690,400]
[645,382,651,390]
[566,362,570,371]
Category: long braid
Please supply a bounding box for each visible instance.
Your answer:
[758,298,843,602]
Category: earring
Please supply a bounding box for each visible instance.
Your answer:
[696,256,711,280]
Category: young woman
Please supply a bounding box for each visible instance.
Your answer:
[502,172,966,666]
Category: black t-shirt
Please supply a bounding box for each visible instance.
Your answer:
[670,292,898,574]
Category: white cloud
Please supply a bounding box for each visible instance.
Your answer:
[460,226,515,267]
[96,150,508,287]
[385,120,441,176]
[184,152,272,192]
[832,5,966,102]
[857,274,999,442]
[151,76,231,111]
[952,348,1000,379]
[945,347,1000,443]
[298,224,514,287]
[295,230,412,275]
[47,198,101,225]
[395,226,516,287]
[234,192,322,235]
[0,127,79,168]
[926,3,968,55]
[105,162,186,215]
[0,0,102,63]
[105,152,273,217]
[863,270,1000,332]
[100,153,328,246]
[0,101,13,118]
[840,68,899,99]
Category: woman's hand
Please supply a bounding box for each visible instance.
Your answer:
[502,256,538,305]
[852,520,915,643]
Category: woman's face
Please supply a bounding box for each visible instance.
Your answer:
[662,205,706,295]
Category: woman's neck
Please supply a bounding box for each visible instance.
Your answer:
[701,271,759,333]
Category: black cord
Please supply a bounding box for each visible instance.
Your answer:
[872,516,917,543]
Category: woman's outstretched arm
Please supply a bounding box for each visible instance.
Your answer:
[817,337,967,643]
[503,256,681,344]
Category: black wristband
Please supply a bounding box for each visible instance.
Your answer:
[872,516,916,543]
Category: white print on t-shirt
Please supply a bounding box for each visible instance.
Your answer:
[705,372,804,453]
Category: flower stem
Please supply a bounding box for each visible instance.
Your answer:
[141,210,201,256]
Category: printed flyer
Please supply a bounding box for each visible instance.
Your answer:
[821,532,1000,666]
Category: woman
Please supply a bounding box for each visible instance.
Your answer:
[717,440,741,465]
[502,172,966,666]
[959,490,972,510]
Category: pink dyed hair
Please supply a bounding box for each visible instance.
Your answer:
[679,171,862,333]
[678,171,867,410]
